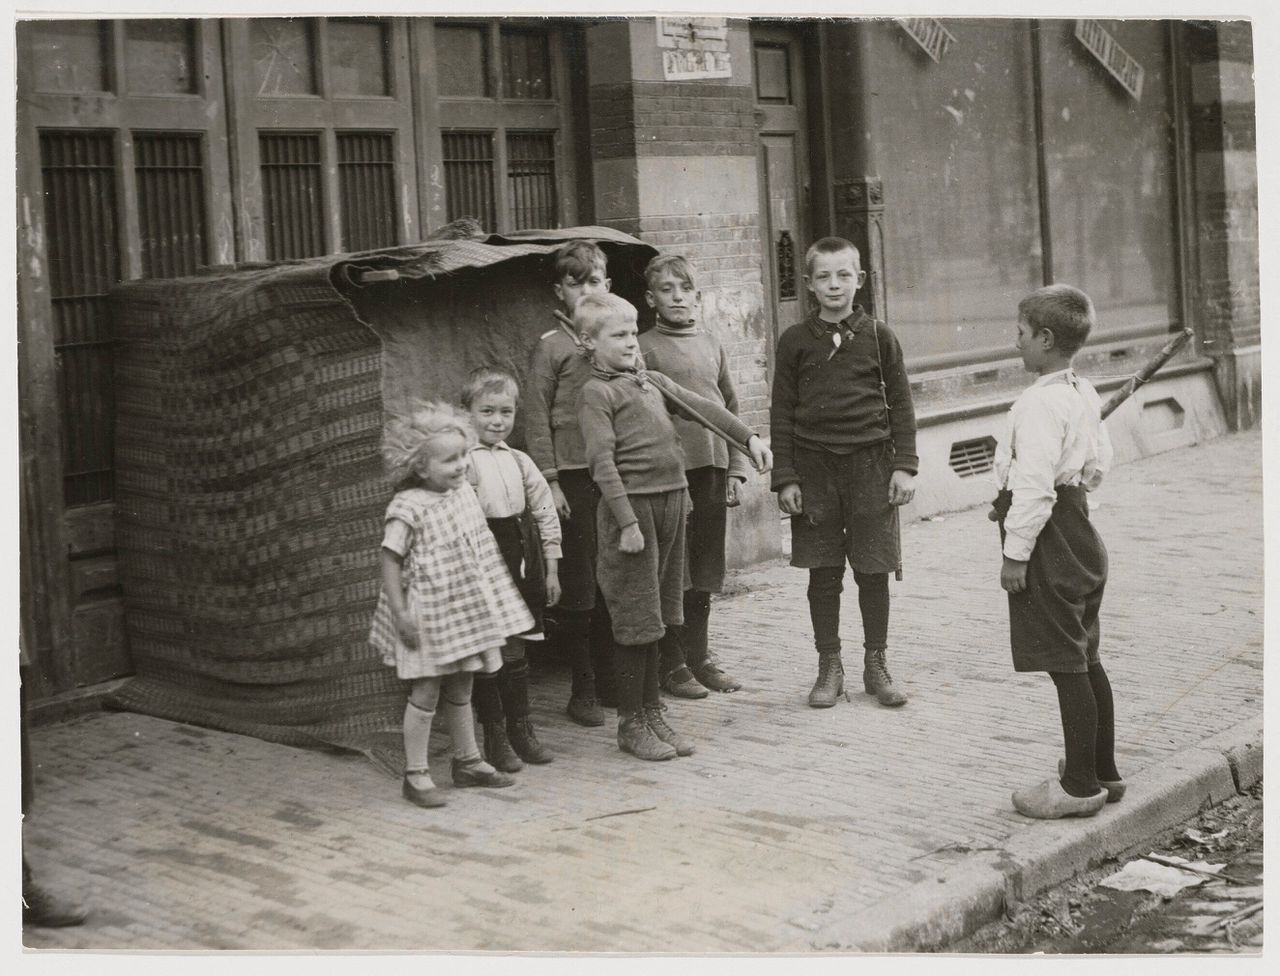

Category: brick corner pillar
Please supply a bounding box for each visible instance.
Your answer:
[1185,21,1260,431]
[583,18,781,567]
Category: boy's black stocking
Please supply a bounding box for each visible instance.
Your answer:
[852,570,889,650]
[1087,662,1121,782]
[681,590,712,671]
[807,566,845,654]
[589,594,618,702]
[615,643,648,716]
[1049,671,1100,797]
[558,609,595,698]
[643,642,661,708]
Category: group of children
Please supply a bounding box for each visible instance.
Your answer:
[371,234,1124,824]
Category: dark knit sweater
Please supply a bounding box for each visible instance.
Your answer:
[579,366,756,529]
[769,307,918,490]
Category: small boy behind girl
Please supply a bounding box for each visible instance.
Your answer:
[770,237,918,710]
[576,293,771,761]
[370,401,532,808]
[463,367,562,772]
[992,284,1121,819]
[638,254,750,698]
[525,241,616,727]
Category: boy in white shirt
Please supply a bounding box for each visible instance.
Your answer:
[992,284,1123,820]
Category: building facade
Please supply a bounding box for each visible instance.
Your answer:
[16,17,1259,700]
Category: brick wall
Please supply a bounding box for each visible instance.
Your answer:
[591,82,756,159]
[1185,21,1259,430]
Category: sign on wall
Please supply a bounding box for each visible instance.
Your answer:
[1074,19,1145,100]
[657,16,732,80]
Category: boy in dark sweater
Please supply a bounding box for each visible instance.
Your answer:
[577,293,771,761]
[993,284,1117,819]
[770,236,918,709]
[525,241,617,727]
[638,254,752,698]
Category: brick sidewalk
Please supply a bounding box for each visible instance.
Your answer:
[21,431,1262,951]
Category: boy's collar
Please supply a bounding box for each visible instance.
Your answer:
[591,362,651,388]
[1033,367,1076,387]
[653,318,699,336]
[469,440,511,452]
[807,306,867,339]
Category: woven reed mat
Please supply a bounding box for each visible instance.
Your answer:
[106,228,657,776]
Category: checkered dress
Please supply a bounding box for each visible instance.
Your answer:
[369,484,534,679]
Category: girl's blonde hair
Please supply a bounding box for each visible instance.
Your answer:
[382,399,476,487]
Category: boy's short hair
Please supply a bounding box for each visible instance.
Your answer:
[382,399,476,486]
[643,253,696,290]
[573,293,637,339]
[804,236,861,275]
[1018,284,1096,356]
[552,240,608,284]
[460,366,519,408]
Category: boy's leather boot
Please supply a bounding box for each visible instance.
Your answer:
[643,702,695,756]
[473,672,523,772]
[808,652,846,708]
[502,661,553,764]
[863,647,907,707]
[616,711,677,761]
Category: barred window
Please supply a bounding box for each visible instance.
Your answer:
[259,132,326,259]
[442,131,497,230]
[507,132,557,230]
[337,131,398,251]
[134,132,208,277]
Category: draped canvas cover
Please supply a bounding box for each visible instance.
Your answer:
[107,228,657,771]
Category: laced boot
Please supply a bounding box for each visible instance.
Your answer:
[473,673,523,772]
[863,647,907,707]
[503,661,553,764]
[808,652,846,708]
[643,702,695,756]
[616,711,677,761]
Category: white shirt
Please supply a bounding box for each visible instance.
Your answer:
[466,442,563,560]
[993,368,1112,561]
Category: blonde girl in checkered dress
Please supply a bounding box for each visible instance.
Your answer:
[371,401,534,808]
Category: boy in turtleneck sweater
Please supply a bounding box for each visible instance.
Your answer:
[638,254,752,699]
[576,293,771,762]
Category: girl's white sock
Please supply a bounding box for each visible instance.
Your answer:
[403,698,436,777]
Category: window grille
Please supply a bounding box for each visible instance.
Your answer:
[40,130,120,504]
[442,131,496,231]
[260,132,326,260]
[135,133,208,277]
[337,131,398,251]
[506,132,557,230]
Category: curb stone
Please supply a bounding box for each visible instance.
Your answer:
[814,715,1262,952]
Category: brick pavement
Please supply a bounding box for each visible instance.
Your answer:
[21,431,1263,951]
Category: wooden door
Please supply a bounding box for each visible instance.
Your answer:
[752,25,812,372]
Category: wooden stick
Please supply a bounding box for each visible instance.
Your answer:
[1100,328,1194,419]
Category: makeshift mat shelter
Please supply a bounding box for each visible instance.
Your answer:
[107,226,658,771]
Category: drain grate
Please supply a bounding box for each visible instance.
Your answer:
[949,436,997,477]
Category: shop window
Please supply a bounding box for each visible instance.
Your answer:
[40,130,120,505]
[1040,20,1179,338]
[507,132,558,230]
[337,131,398,251]
[436,24,491,98]
[252,18,317,96]
[134,132,208,277]
[875,19,1043,368]
[443,131,497,230]
[329,19,390,97]
[30,20,110,93]
[501,28,552,99]
[125,20,197,94]
[259,132,326,259]
[754,43,792,103]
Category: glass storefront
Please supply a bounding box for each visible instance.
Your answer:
[869,19,1180,369]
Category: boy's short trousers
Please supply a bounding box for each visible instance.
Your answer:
[1006,485,1108,673]
[555,468,599,612]
[788,441,901,574]
[596,488,692,646]
[487,513,545,640]
[685,465,728,594]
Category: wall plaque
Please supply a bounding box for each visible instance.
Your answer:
[657,16,732,80]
